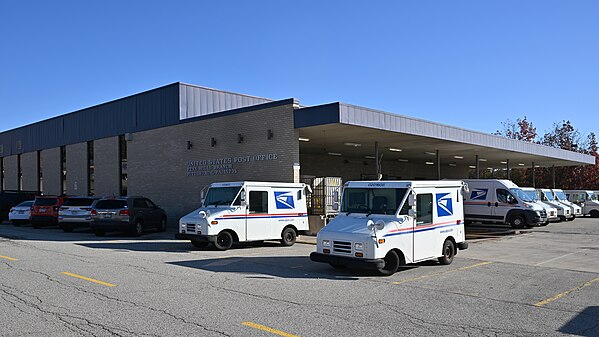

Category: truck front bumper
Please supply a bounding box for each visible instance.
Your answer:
[175,233,217,242]
[310,252,385,270]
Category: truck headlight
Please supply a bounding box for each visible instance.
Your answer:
[181,223,187,228]
[322,240,330,247]
[354,242,364,251]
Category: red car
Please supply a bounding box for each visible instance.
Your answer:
[31,196,66,228]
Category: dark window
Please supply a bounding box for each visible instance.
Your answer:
[416,194,433,226]
[87,141,94,196]
[119,135,127,196]
[34,198,58,206]
[63,198,95,207]
[17,154,22,191]
[1,157,4,190]
[133,199,150,208]
[60,146,66,195]
[17,201,34,207]
[204,187,242,206]
[95,200,127,209]
[497,189,516,204]
[145,199,157,208]
[37,150,42,193]
[249,191,268,214]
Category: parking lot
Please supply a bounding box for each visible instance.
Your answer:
[1,219,598,337]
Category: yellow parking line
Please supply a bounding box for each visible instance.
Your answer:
[534,277,599,307]
[242,322,299,337]
[392,261,493,285]
[61,272,116,287]
[0,255,18,261]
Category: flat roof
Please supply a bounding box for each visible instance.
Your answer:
[295,102,594,167]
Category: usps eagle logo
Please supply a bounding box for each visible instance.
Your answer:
[470,189,488,200]
[274,191,295,209]
[436,193,453,217]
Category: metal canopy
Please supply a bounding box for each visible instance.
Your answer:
[294,103,594,168]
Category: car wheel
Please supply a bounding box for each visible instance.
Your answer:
[377,250,400,276]
[158,217,167,232]
[280,227,297,246]
[540,221,549,226]
[438,240,455,265]
[133,220,143,237]
[191,240,209,249]
[94,230,105,237]
[509,215,526,229]
[214,231,233,251]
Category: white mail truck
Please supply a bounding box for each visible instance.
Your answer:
[552,189,582,218]
[564,190,599,217]
[463,180,547,228]
[521,187,559,225]
[538,189,574,221]
[176,181,310,250]
[310,180,468,276]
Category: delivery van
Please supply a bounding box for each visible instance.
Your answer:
[520,187,559,225]
[564,190,599,217]
[463,179,547,228]
[552,189,582,218]
[538,189,574,221]
[176,181,310,250]
[310,180,468,276]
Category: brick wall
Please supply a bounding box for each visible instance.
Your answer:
[127,103,299,226]
[94,137,120,197]
[66,142,89,196]
[41,148,62,196]
[21,151,39,191]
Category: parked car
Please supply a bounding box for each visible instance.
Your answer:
[8,200,34,225]
[58,197,98,232]
[31,196,66,228]
[90,196,167,237]
[0,190,40,221]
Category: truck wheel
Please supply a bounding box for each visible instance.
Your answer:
[280,227,297,246]
[191,240,209,249]
[214,231,233,251]
[377,250,400,276]
[509,215,526,229]
[133,220,144,236]
[591,210,599,218]
[438,240,455,265]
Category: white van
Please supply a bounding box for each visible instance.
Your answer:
[463,179,547,228]
[564,190,599,217]
[176,181,310,250]
[310,180,468,276]
[520,187,559,225]
[552,189,582,218]
[538,189,574,221]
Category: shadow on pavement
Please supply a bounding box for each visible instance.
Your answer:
[77,241,283,253]
[559,306,599,337]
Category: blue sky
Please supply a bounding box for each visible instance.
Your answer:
[1,1,598,138]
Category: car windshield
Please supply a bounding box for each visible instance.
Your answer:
[63,198,95,206]
[523,191,539,201]
[204,187,242,206]
[341,188,409,215]
[510,188,533,202]
[34,198,58,206]
[17,201,34,207]
[543,191,555,201]
[95,200,127,209]
[554,191,567,201]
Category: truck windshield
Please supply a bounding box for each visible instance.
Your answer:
[554,191,567,201]
[523,191,539,201]
[341,188,408,215]
[510,188,533,202]
[589,193,598,201]
[543,191,555,201]
[204,187,242,206]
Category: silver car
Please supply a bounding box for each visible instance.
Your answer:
[58,197,98,232]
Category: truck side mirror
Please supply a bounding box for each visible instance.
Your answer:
[408,194,416,207]
[333,190,339,202]
[240,190,246,202]
[408,209,416,217]
[332,202,339,211]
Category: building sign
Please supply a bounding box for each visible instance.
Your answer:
[186,153,279,176]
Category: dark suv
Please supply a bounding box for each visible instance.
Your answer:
[90,196,167,236]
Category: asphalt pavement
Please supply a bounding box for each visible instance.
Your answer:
[1,219,598,337]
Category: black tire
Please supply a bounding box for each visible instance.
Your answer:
[280,227,297,246]
[94,230,105,237]
[191,240,209,249]
[329,263,346,270]
[377,250,400,276]
[214,231,234,251]
[509,215,526,229]
[438,239,455,265]
[62,226,74,233]
[540,221,550,227]
[566,216,575,222]
[158,217,167,232]
[133,220,143,236]
[590,210,599,218]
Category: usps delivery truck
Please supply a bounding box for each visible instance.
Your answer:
[564,190,599,217]
[538,189,574,221]
[310,180,468,276]
[176,182,310,250]
[463,180,547,228]
[521,187,559,225]
[552,189,582,218]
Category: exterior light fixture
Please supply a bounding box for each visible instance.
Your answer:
[298,137,310,142]
[518,163,525,166]
[398,159,409,162]
[425,161,435,165]
[469,165,476,169]
[453,155,464,159]
[424,151,436,156]
[449,163,457,167]
[328,152,342,156]
[211,137,216,147]
[267,129,274,140]
[187,141,193,150]
[344,142,362,147]
[364,156,376,159]
[500,161,508,164]
[478,158,487,162]
[388,148,402,152]
[238,134,244,143]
